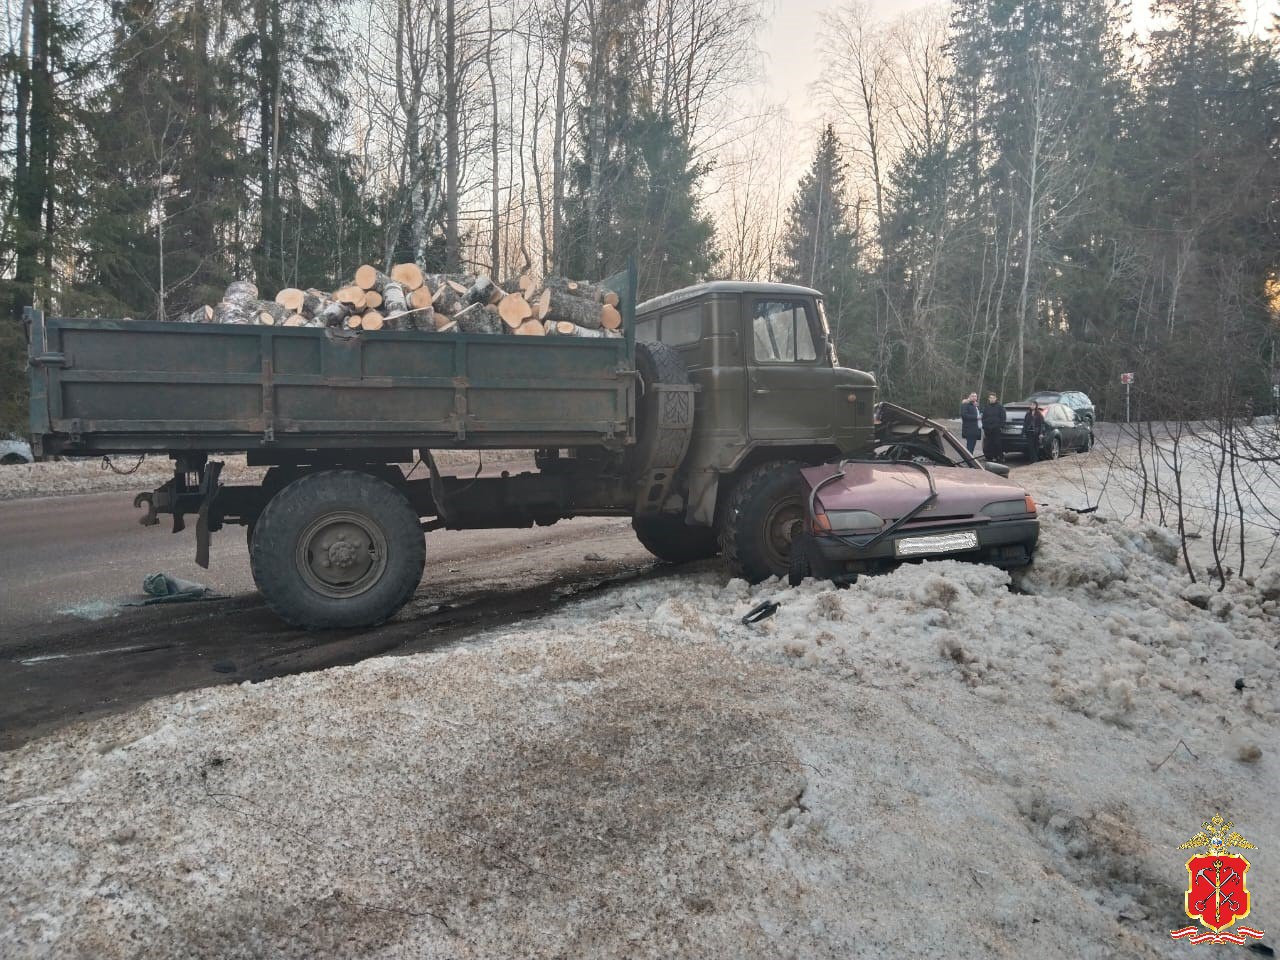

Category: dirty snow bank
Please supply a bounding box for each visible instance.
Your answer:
[0,450,531,501]
[3,509,1278,959]
[1026,420,1280,578]
[0,454,265,501]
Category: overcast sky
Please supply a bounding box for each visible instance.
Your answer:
[757,0,1276,159]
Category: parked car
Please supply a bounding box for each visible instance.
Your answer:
[1001,402,1093,460]
[790,406,1038,584]
[1,435,34,464]
[1025,390,1095,425]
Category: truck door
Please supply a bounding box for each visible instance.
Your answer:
[746,297,832,440]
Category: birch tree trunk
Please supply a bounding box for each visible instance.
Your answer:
[550,0,574,273]
[444,0,461,270]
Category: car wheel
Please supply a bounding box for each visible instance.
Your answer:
[1,453,28,465]
[1049,436,1061,460]
[719,460,806,583]
[632,515,718,563]
[250,469,424,629]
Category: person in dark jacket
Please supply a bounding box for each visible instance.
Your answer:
[1022,405,1046,463]
[981,393,1006,462]
[959,392,981,453]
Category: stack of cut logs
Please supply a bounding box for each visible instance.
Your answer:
[174,265,623,338]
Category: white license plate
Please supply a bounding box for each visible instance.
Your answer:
[895,530,980,557]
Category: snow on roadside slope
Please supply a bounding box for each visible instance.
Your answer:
[2,508,1278,959]
[0,450,531,501]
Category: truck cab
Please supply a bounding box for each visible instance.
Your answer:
[635,281,877,533]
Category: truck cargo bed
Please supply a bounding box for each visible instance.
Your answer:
[28,315,635,456]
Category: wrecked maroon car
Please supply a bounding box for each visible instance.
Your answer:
[789,403,1038,585]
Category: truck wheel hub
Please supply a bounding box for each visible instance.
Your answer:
[327,538,359,567]
[764,498,803,568]
[296,513,388,598]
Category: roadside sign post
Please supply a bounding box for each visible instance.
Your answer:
[1120,372,1135,422]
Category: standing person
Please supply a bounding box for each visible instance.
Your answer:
[981,393,1006,462]
[1022,405,1046,463]
[960,392,982,454]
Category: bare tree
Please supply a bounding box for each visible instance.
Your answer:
[815,0,892,249]
[711,109,796,280]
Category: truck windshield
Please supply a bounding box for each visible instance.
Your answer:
[753,300,816,362]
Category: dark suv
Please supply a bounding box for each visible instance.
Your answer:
[1003,402,1094,459]
[1025,390,1094,425]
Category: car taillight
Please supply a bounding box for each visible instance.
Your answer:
[1024,494,1037,514]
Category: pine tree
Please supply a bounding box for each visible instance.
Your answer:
[1,0,92,431]
[71,0,246,321]
[247,0,349,291]
[1127,0,1278,407]
[560,0,717,297]
[778,126,868,357]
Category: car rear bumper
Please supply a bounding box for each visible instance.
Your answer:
[1000,434,1042,453]
[807,517,1039,573]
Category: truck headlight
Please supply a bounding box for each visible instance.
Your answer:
[825,509,884,533]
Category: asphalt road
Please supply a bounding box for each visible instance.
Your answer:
[0,433,1055,751]
[0,491,657,750]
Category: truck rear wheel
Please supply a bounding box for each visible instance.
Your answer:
[249,469,424,629]
[632,515,718,564]
[719,461,806,583]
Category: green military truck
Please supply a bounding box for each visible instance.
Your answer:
[27,268,877,628]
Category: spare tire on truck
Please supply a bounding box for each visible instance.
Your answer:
[628,341,715,563]
[249,469,424,629]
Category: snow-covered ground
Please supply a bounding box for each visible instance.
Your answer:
[4,423,1279,957]
[4,468,1278,957]
[0,449,531,501]
[0,454,265,501]
[1028,419,1280,579]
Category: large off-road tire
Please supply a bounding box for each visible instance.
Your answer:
[632,515,719,564]
[625,340,691,481]
[249,469,425,629]
[719,460,807,583]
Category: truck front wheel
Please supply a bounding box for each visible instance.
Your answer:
[632,515,718,564]
[249,469,425,629]
[719,461,806,583]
